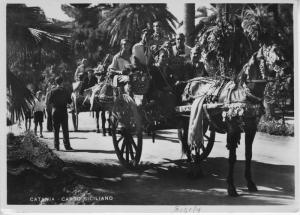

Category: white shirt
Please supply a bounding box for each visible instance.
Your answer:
[132,42,152,66]
[108,52,131,73]
[33,99,45,112]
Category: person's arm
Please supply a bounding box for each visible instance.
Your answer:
[66,89,72,104]
[74,65,82,81]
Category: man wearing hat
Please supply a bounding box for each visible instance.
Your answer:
[48,76,73,151]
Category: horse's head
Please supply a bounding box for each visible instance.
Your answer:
[242,44,288,82]
[241,43,290,101]
[259,44,288,78]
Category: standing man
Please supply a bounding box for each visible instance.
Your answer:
[149,21,169,54]
[48,76,73,151]
[132,29,153,68]
[45,81,56,132]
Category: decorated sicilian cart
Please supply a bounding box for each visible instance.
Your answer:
[70,69,114,133]
[109,66,220,167]
[109,43,289,168]
[70,55,114,133]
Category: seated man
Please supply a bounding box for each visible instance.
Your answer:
[184,45,207,79]
[172,33,191,60]
[108,38,133,93]
[83,68,98,90]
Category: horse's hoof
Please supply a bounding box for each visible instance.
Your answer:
[247,181,258,192]
[102,133,106,136]
[227,186,239,197]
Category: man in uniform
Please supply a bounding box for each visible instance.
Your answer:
[48,76,73,151]
[149,21,169,54]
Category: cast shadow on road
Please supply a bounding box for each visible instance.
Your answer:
[69,130,100,133]
[70,149,115,154]
[142,134,221,144]
[66,157,294,205]
[44,137,88,140]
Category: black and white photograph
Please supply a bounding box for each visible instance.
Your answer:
[1,0,299,213]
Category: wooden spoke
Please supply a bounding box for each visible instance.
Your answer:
[201,144,205,151]
[125,142,130,162]
[117,136,124,145]
[121,139,126,154]
[129,135,138,151]
[128,143,135,160]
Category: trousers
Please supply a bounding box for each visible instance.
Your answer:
[52,108,70,147]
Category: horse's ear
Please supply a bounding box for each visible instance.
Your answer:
[256,47,264,59]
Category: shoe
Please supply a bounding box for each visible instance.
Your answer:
[40,134,44,138]
[65,146,74,150]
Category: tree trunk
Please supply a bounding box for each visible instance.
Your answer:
[184,3,195,47]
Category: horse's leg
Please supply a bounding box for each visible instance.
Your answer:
[107,111,112,136]
[177,118,191,162]
[245,127,258,192]
[96,111,100,133]
[101,111,106,136]
[226,131,240,197]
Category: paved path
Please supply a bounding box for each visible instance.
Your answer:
[10,112,296,205]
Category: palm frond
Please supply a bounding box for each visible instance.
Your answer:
[99,4,178,46]
[7,70,35,124]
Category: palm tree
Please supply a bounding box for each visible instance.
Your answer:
[194,4,256,78]
[183,4,195,47]
[99,4,178,46]
[7,4,70,124]
[241,4,293,119]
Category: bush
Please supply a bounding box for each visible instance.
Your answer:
[257,116,294,136]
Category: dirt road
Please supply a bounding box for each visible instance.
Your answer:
[13,112,296,205]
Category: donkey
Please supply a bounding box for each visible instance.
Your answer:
[179,44,289,196]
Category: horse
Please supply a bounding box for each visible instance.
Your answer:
[89,79,114,136]
[178,43,289,196]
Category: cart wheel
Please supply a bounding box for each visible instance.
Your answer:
[191,121,215,162]
[111,114,143,168]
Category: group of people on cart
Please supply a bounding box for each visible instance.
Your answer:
[72,21,218,112]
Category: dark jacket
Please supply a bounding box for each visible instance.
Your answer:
[48,86,72,110]
[82,75,98,91]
